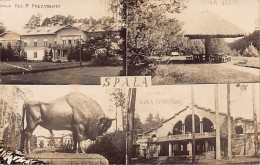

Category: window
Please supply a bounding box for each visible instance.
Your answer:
[74,37,79,45]
[55,38,57,44]
[24,40,27,46]
[62,37,66,45]
[23,52,27,59]
[34,39,37,47]
[0,43,2,46]
[44,39,48,47]
[68,37,72,45]
[235,126,243,134]
[34,51,37,58]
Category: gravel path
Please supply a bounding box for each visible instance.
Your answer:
[216,62,260,76]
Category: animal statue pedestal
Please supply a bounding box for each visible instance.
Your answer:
[27,153,109,165]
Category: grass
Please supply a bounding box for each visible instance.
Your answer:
[152,64,259,85]
[232,56,260,69]
[0,61,92,75]
[0,66,122,84]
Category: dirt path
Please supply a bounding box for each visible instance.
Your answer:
[216,62,260,77]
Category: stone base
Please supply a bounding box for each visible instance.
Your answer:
[27,153,109,165]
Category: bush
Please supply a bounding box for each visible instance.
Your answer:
[0,44,17,61]
[243,44,259,57]
[86,131,126,164]
[67,46,92,62]
[127,50,157,77]
[92,51,122,66]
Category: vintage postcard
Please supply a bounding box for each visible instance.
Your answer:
[0,0,125,85]
[0,0,260,165]
[126,0,259,85]
[0,84,259,164]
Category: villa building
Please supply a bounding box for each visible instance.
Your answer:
[20,21,120,61]
[136,104,259,159]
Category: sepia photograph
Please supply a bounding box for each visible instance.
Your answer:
[125,0,259,84]
[0,84,260,164]
[0,0,259,164]
[0,0,125,85]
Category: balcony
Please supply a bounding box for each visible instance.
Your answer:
[52,44,75,50]
[138,132,216,144]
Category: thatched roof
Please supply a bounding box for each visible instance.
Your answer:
[183,11,245,39]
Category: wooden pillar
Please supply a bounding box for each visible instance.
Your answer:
[169,143,173,157]
[191,85,196,162]
[252,83,258,157]
[182,124,185,134]
[205,37,212,62]
[215,84,221,160]
[227,84,232,158]
[200,121,203,134]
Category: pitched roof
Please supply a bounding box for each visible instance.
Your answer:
[140,104,254,135]
[0,31,20,40]
[21,22,121,36]
[183,11,246,39]
[21,26,64,35]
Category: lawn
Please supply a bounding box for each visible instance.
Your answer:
[232,56,260,69]
[0,61,92,75]
[0,66,122,85]
[152,64,259,85]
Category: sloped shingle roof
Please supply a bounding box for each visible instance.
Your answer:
[183,11,246,39]
[21,22,120,36]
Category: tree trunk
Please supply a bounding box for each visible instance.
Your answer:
[128,88,137,164]
[215,84,221,160]
[252,83,258,157]
[205,37,212,62]
[227,84,232,158]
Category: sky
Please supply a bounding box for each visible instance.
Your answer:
[0,0,113,32]
[1,83,259,137]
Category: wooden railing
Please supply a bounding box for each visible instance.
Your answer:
[138,132,216,143]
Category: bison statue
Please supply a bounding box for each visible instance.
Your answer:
[20,93,114,153]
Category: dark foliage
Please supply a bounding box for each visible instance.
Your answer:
[86,131,126,164]
[0,44,21,62]
[228,30,260,51]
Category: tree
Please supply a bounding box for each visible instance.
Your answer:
[2,112,22,150]
[228,30,260,52]
[0,21,5,34]
[110,88,128,131]
[48,133,56,147]
[25,13,42,28]
[124,0,186,76]
[142,113,164,132]
[0,44,16,61]
[127,88,137,164]
[243,43,259,57]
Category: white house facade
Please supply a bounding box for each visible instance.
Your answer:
[136,104,259,159]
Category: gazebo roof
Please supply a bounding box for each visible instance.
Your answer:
[183,11,246,39]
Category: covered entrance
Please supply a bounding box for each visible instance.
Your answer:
[145,114,217,158]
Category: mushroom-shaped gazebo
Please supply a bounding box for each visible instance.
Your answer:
[183,11,245,62]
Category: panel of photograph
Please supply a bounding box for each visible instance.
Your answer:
[0,0,126,85]
[0,84,259,164]
[125,0,259,84]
